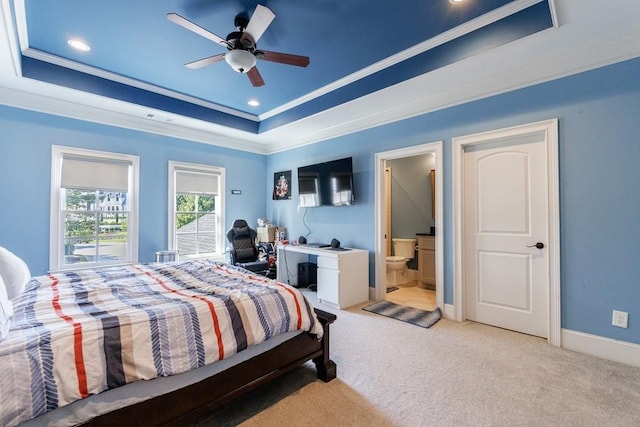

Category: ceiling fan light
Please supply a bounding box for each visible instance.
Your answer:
[225,50,256,73]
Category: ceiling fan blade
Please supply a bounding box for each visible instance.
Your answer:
[258,51,310,67]
[185,54,226,69]
[167,13,227,46]
[247,66,265,87]
[240,4,275,48]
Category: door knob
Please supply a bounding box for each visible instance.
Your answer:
[527,242,544,249]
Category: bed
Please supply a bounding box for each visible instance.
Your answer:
[0,258,336,426]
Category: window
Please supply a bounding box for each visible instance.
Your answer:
[50,146,139,271]
[169,161,225,259]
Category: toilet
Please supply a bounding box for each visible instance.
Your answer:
[386,238,416,286]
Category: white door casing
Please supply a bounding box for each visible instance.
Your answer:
[374,141,444,312]
[385,167,392,257]
[453,119,561,345]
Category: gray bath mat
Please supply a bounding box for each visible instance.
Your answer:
[363,301,442,328]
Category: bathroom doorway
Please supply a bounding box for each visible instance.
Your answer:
[374,142,444,312]
[384,159,433,310]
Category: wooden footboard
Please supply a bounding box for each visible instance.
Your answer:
[81,308,336,426]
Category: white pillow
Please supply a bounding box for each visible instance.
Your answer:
[0,274,14,341]
[0,247,31,300]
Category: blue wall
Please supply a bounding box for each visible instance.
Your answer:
[267,57,640,345]
[0,57,638,346]
[0,108,267,275]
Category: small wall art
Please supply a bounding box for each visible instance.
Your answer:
[273,170,292,200]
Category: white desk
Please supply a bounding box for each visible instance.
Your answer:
[277,244,369,309]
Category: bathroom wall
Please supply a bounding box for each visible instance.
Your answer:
[387,154,435,241]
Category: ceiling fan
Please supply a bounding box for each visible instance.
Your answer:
[167,4,310,87]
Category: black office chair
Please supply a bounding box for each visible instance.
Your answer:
[226,219,269,275]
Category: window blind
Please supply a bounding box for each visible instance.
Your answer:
[61,157,130,191]
[176,170,219,195]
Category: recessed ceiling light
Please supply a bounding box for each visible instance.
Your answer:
[248,99,260,107]
[449,0,465,4]
[67,39,91,52]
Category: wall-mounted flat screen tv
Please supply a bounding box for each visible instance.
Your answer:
[298,157,355,207]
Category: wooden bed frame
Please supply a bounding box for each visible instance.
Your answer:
[81,308,337,426]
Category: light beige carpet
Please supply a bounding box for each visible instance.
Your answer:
[196,293,640,426]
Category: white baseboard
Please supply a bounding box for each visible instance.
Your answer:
[359,295,638,367]
[561,329,640,368]
[443,304,455,320]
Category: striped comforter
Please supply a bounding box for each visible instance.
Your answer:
[0,260,322,426]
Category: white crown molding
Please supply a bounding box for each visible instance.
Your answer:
[258,0,545,120]
[2,0,640,155]
[10,0,544,124]
[548,0,560,28]
[1,0,21,77]
[0,85,269,154]
[12,0,256,121]
[20,48,259,122]
[261,0,640,153]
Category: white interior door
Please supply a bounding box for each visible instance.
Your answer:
[463,132,549,338]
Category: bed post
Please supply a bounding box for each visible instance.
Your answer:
[312,308,337,382]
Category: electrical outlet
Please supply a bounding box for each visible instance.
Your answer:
[612,310,628,328]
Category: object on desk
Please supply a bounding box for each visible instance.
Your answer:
[306,242,330,248]
[330,238,340,248]
[257,226,277,243]
[257,226,287,243]
[298,235,307,244]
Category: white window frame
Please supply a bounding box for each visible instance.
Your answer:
[168,161,225,261]
[50,146,140,272]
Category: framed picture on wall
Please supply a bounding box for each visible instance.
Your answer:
[273,170,292,200]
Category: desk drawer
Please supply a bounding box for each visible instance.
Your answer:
[317,269,339,304]
[317,256,339,270]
